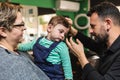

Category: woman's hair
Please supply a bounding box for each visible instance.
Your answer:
[48,16,71,28]
[0,2,22,31]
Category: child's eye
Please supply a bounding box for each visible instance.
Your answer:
[59,30,64,33]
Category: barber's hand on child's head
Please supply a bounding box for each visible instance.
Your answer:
[65,17,78,36]
[66,27,78,38]
[65,17,73,25]
[69,27,78,36]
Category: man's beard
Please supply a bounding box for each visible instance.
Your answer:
[95,33,108,50]
[95,34,108,43]
[90,33,108,56]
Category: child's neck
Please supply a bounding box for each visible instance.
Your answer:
[46,36,51,41]
[46,36,56,42]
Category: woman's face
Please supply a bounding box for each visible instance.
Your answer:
[6,12,26,47]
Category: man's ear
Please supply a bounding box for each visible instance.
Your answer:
[0,27,7,37]
[105,18,112,31]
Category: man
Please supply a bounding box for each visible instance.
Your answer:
[66,2,120,80]
[0,2,49,80]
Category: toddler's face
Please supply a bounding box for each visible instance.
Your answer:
[49,24,70,42]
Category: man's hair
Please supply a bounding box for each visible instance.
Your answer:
[87,2,120,26]
[48,16,71,28]
[0,2,22,31]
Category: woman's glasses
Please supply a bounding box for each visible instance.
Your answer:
[13,24,24,27]
[13,22,25,27]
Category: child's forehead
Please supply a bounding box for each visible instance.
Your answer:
[54,24,70,31]
[54,24,69,28]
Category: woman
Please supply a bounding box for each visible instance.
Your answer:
[0,2,49,80]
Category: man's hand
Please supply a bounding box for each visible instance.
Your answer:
[65,17,78,36]
[66,37,89,68]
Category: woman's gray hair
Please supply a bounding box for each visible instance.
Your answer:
[0,2,22,31]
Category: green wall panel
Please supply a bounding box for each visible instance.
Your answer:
[0,0,7,2]
[10,0,55,8]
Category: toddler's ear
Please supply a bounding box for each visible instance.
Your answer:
[47,24,53,33]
